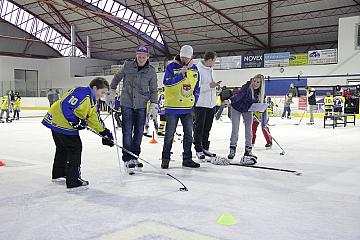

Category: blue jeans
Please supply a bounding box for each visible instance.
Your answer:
[282,106,291,118]
[162,113,193,161]
[121,106,146,162]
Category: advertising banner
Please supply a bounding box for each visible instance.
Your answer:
[289,54,308,66]
[264,52,290,68]
[242,54,264,68]
[308,49,337,65]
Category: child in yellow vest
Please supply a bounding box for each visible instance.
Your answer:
[13,92,21,120]
[0,91,12,123]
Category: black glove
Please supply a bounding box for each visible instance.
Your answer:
[99,128,114,147]
[70,119,86,130]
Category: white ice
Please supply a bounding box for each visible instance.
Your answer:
[1,110,360,240]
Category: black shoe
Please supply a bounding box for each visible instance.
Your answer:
[182,159,200,168]
[157,132,165,136]
[161,159,170,169]
[67,178,89,189]
[265,143,272,148]
[228,146,236,159]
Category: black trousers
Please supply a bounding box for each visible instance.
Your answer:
[51,131,82,185]
[193,107,216,152]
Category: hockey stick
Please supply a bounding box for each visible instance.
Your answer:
[294,110,306,125]
[87,127,188,192]
[253,115,286,155]
[110,109,124,184]
[230,163,301,176]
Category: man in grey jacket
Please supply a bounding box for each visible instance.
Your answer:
[107,46,158,174]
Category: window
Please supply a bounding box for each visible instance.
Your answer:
[14,69,39,97]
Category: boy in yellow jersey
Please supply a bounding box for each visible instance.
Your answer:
[42,77,114,190]
[323,92,333,116]
[12,91,21,120]
[0,90,12,123]
[161,45,200,169]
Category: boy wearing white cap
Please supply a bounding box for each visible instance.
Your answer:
[161,45,201,169]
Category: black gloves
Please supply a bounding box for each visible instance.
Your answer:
[99,128,114,147]
[70,119,86,130]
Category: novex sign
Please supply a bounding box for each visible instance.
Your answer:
[242,54,264,68]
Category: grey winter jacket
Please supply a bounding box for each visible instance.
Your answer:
[110,60,158,109]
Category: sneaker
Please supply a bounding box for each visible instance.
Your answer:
[265,143,272,148]
[182,159,200,168]
[196,151,205,160]
[66,178,89,190]
[203,149,216,157]
[228,146,236,159]
[161,159,170,169]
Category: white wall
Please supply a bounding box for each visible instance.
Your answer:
[0,56,117,94]
[0,55,51,93]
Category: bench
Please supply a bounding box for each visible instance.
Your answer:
[323,114,356,128]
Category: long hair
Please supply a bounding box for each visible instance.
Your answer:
[250,74,265,103]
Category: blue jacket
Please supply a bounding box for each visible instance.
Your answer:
[230,81,259,113]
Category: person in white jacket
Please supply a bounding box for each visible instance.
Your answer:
[194,52,220,160]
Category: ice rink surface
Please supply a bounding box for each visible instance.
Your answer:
[1,110,360,240]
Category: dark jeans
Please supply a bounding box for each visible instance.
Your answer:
[162,113,193,161]
[121,106,146,162]
[282,106,291,117]
[51,131,82,186]
[193,107,216,152]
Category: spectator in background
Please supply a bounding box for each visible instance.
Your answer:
[306,86,316,125]
[281,92,293,119]
[215,86,233,120]
[47,89,57,106]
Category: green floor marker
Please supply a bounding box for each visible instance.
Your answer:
[216,213,238,225]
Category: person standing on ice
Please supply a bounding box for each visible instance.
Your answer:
[225,74,265,165]
[193,51,220,161]
[42,77,114,190]
[161,45,201,169]
[107,46,158,174]
[252,111,272,148]
[306,86,316,125]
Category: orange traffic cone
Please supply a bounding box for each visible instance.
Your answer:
[0,161,5,167]
[149,131,158,144]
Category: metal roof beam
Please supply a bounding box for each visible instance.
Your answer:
[62,0,167,54]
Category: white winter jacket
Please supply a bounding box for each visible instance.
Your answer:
[196,60,217,108]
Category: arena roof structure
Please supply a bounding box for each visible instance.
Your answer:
[1,0,360,60]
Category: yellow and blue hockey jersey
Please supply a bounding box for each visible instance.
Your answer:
[42,87,105,135]
[333,96,345,108]
[13,96,21,110]
[1,94,10,110]
[163,59,200,114]
[324,96,334,110]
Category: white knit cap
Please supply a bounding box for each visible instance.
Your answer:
[180,45,193,58]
